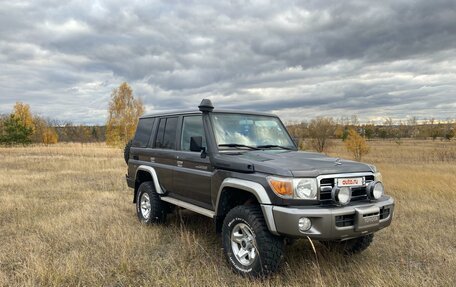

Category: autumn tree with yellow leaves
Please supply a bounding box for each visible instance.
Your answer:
[32,116,58,145]
[0,102,59,145]
[42,128,59,145]
[345,129,369,161]
[0,102,34,145]
[13,102,35,133]
[106,82,144,147]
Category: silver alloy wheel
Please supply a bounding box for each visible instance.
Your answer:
[140,193,151,220]
[230,223,257,266]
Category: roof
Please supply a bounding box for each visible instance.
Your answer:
[140,109,277,119]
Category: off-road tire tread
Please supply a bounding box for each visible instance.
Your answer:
[136,181,167,224]
[124,140,132,164]
[222,205,284,277]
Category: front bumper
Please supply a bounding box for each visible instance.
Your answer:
[262,196,394,240]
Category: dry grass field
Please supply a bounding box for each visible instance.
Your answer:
[1,140,455,286]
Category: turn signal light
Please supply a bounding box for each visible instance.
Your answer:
[267,177,293,197]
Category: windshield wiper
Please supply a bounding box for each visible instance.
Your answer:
[218,143,259,150]
[256,144,293,150]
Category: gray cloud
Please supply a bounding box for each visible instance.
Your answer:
[0,0,456,124]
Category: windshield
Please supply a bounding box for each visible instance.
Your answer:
[211,113,295,149]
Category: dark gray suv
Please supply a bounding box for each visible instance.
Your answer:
[125,99,394,277]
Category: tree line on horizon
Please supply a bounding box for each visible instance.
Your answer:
[0,82,143,146]
[0,103,108,146]
[1,82,454,148]
[287,115,455,143]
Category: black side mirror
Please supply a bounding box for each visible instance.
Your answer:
[190,136,207,158]
[190,136,203,151]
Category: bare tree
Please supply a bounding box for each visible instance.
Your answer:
[350,115,359,126]
[308,117,336,152]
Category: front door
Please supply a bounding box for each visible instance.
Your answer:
[173,115,213,209]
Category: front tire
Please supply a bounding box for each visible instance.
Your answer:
[222,205,284,277]
[136,182,167,224]
[341,234,374,254]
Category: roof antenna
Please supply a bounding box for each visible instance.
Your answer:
[198,99,214,113]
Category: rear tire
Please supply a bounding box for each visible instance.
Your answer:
[222,205,284,277]
[136,182,167,224]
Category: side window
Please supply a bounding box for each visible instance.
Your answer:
[163,117,178,149]
[132,118,155,147]
[155,117,178,149]
[155,118,166,148]
[181,116,206,151]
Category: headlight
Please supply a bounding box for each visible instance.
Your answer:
[267,177,317,200]
[294,179,317,199]
[367,181,384,199]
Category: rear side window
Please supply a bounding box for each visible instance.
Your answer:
[155,117,178,149]
[155,118,166,147]
[181,116,206,151]
[133,118,155,147]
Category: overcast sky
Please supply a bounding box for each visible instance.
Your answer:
[1,0,456,124]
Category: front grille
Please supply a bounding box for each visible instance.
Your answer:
[319,178,334,205]
[319,175,374,206]
[335,206,390,228]
[335,214,355,227]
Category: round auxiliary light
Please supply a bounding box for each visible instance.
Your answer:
[332,186,351,205]
[298,217,312,232]
[296,180,317,199]
[368,181,384,200]
[338,187,351,204]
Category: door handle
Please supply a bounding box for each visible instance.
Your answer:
[177,160,183,167]
[133,155,139,160]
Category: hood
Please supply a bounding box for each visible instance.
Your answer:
[234,150,373,177]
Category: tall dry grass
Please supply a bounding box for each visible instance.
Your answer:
[0,141,455,286]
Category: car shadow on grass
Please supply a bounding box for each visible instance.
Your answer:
[160,207,360,279]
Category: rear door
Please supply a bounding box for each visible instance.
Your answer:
[173,115,213,209]
[148,116,178,192]
[128,117,156,178]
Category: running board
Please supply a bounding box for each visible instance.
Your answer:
[161,197,215,218]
